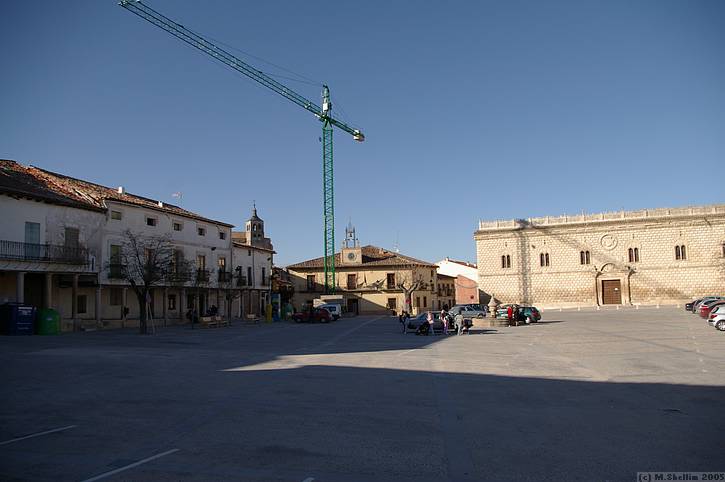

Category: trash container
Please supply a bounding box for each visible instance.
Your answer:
[36,308,60,335]
[0,303,37,335]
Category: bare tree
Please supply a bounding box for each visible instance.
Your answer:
[396,271,423,314]
[106,230,174,334]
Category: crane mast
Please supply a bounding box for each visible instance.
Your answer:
[119,0,364,293]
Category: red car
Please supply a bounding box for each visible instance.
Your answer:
[700,300,725,319]
[293,307,332,323]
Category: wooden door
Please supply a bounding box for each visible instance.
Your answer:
[601,280,622,304]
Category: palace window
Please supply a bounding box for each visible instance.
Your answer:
[347,274,357,289]
[501,254,511,269]
[540,253,550,267]
[146,217,157,227]
[675,245,687,260]
[628,247,640,263]
[579,250,590,265]
[173,222,182,231]
[111,210,122,220]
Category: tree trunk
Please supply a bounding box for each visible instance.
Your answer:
[135,289,148,334]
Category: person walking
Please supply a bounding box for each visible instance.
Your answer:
[455,311,464,335]
[441,308,449,335]
[507,305,513,326]
[426,311,434,336]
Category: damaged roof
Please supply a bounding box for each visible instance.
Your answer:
[0,159,233,227]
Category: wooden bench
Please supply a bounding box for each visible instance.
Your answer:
[200,316,229,328]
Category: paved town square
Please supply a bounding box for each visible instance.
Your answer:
[1,308,723,481]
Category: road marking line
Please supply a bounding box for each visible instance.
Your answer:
[0,425,76,446]
[80,448,179,482]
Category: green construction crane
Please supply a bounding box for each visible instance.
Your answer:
[119,0,364,294]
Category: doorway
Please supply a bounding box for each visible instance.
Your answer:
[601,279,622,304]
[347,298,359,315]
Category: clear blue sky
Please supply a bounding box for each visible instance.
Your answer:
[2,1,724,266]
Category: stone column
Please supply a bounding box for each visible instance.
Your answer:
[95,286,102,325]
[71,274,79,331]
[44,273,53,309]
[16,271,26,304]
[180,288,187,322]
[593,273,600,306]
[163,287,168,327]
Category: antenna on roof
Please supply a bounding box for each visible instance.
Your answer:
[172,191,183,206]
[393,231,400,253]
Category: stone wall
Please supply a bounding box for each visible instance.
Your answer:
[475,205,725,307]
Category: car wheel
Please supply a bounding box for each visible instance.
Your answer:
[717,320,725,331]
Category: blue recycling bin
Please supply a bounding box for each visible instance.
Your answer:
[0,303,37,335]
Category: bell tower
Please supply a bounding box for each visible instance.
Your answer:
[245,202,265,247]
[340,221,362,266]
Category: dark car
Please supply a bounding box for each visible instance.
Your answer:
[496,304,540,323]
[405,311,447,334]
[518,306,541,322]
[293,307,332,323]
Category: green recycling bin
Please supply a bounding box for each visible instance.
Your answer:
[36,308,60,335]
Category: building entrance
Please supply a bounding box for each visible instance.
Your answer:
[601,280,622,304]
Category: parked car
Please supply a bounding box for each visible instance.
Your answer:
[699,300,725,319]
[318,303,341,320]
[708,305,725,327]
[293,307,332,323]
[495,304,519,319]
[693,297,724,314]
[405,311,446,334]
[518,306,542,323]
[449,304,486,319]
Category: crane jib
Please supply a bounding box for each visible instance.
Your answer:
[119,0,363,140]
[120,0,364,295]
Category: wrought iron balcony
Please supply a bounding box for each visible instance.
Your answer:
[235,275,248,287]
[0,240,89,265]
[218,271,233,282]
[108,263,125,279]
[196,269,210,282]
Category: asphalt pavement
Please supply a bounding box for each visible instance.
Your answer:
[1,307,724,481]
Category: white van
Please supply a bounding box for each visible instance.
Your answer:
[319,304,341,320]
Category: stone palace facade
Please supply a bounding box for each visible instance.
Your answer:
[474,204,725,308]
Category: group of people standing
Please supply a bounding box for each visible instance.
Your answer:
[398,309,472,336]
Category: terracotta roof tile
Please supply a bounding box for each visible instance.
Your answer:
[288,245,436,270]
[0,160,232,227]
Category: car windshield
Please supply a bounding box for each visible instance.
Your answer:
[468,304,482,310]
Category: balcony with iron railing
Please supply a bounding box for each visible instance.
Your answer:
[0,240,89,265]
[108,263,125,279]
[218,271,233,283]
[235,275,248,287]
[196,269,210,283]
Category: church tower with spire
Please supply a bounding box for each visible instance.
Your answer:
[241,203,271,250]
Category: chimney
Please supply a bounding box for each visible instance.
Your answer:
[117,186,125,194]
[158,201,164,208]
